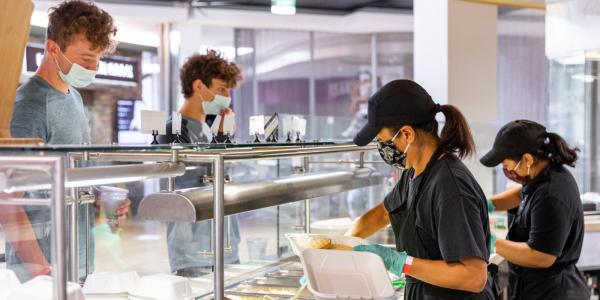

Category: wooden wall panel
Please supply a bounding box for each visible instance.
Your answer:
[0,0,34,138]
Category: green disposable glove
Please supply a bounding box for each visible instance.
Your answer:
[353,244,408,276]
[489,233,497,254]
[487,199,496,213]
[299,275,307,286]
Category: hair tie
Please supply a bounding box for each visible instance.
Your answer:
[543,132,551,145]
[433,103,442,113]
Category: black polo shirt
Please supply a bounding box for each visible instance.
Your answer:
[509,165,585,267]
[384,154,491,263]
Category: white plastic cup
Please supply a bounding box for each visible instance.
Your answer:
[99,186,128,224]
[247,237,268,262]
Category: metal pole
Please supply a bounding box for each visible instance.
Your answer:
[83,151,91,278]
[358,151,365,168]
[213,155,225,299]
[168,150,178,192]
[225,216,232,252]
[309,31,316,140]
[50,156,67,300]
[159,23,174,113]
[371,34,378,92]
[68,155,79,282]
[303,156,310,233]
[305,199,311,234]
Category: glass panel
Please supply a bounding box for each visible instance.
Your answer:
[548,53,586,188]
[255,29,311,116]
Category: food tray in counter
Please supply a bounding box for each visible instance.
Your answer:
[228,283,312,298]
[285,233,367,256]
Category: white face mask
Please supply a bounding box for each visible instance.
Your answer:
[54,50,97,88]
[202,94,231,115]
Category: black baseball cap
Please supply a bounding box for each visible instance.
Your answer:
[480,120,547,167]
[353,79,438,146]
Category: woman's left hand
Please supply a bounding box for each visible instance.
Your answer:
[353,244,408,276]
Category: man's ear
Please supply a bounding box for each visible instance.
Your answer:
[46,39,60,57]
[400,125,415,144]
[192,79,203,94]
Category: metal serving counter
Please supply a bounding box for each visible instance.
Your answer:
[0,142,383,300]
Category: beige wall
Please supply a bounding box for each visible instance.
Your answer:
[414,0,498,195]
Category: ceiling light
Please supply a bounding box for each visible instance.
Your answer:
[271,0,296,15]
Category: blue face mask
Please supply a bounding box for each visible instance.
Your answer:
[202,94,231,115]
[54,50,97,88]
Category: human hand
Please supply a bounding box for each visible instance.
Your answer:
[112,197,131,228]
[353,244,408,276]
[220,107,233,116]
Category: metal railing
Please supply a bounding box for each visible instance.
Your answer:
[1,143,377,300]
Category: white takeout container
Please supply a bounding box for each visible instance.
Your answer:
[129,274,192,300]
[0,269,21,300]
[7,276,85,300]
[83,271,140,295]
[300,249,396,300]
[285,233,367,256]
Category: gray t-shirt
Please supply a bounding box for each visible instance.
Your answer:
[8,75,93,282]
[11,75,91,144]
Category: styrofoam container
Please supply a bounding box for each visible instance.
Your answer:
[7,275,85,300]
[285,233,367,256]
[310,218,354,235]
[129,274,192,300]
[300,249,396,300]
[83,271,140,295]
[0,269,21,300]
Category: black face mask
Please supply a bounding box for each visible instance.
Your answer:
[377,139,411,169]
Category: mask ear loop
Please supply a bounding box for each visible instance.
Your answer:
[390,129,401,142]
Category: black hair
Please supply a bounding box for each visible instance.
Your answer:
[390,104,475,159]
[508,132,579,167]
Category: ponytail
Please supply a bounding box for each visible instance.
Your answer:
[541,132,579,167]
[438,104,475,159]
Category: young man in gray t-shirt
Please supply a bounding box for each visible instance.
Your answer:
[7,1,128,282]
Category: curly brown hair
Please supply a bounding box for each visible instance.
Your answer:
[47,0,118,52]
[180,50,242,99]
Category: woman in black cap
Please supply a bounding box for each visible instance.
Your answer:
[481,120,589,300]
[353,79,495,299]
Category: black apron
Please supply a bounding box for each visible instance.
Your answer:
[507,204,590,300]
[387,149,496,300]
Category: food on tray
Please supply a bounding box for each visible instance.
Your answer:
[307,237,332,249]
[306,237,353,251]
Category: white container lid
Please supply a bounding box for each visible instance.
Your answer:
[0,269,21,300]
[286,233,367,256]
[83,271,140,295]
[130,274,192,300]
[7,276,85,300]
[300,249,396,300]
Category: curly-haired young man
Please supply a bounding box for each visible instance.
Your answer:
[8,0,129,282]
[160,50,242,143]
[158,50,244,277]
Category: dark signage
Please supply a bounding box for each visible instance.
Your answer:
[24,44,139,84]
[116,100,136,131]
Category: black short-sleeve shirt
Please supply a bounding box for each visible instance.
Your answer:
[508,165,585,267]
[384,154,491,263]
